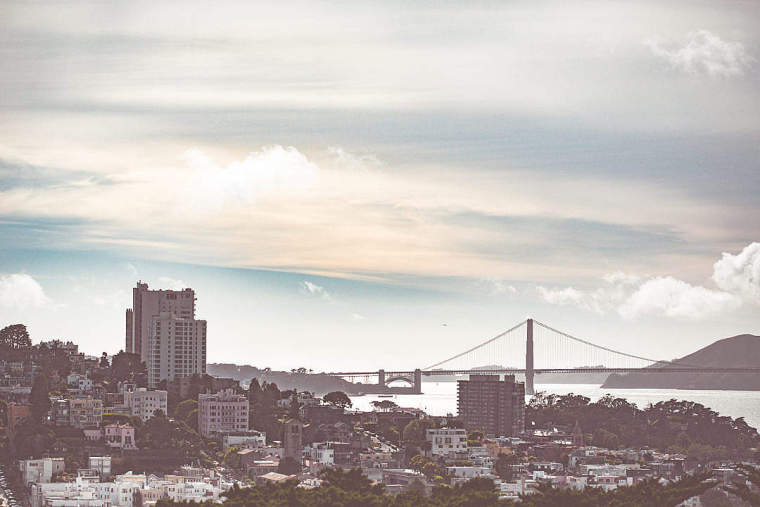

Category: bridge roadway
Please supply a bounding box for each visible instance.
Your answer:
[328,367,760,378]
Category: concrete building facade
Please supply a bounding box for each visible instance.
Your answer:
[125,388,168,421]
[457,375,525,437]
[146,312,207,387]
[197,389,249,437]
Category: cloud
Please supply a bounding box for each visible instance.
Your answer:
[645,30,753,77]
[537,285,621,314]
[0,273,51,310]
[125,263,138,278]
[158,277,188,291]
[713,242,760,302]
[539,242,760,320]
[351,313,365,320]
[618,276,740,320]
[183,145,319,211]
[300,281,332,302]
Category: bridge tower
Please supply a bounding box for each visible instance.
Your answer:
[526,318,534,395]
[378,369,385,386]
[413,368,422,394]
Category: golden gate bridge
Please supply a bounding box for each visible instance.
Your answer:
[326,319,760,395]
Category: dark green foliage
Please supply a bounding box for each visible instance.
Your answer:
[0,324,31,353]
[527,393,759,455]
[323,391,352,409]
[30,372,51,424]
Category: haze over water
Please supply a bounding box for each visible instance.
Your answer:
[350,382,760,430]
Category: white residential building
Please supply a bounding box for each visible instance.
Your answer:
[223,431,267,450]
[88,456,112,479]
[307,443,335,466]
[30,470,229,507]
[426,428,467,457]
[20,458,65,486]
[147,312,207,387]
[198,389,249,437]
[125,387,168,421]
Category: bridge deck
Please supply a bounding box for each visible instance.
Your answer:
[328,367,760,377]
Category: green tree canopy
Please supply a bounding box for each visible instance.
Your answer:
[323,391,352,409]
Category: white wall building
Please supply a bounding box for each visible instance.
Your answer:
[223,431,266,450]
[307,443,335,466]
[20,458,65,486]
[147,312,207,387]
[426,428,467,457]
[30,470,229,507]
[125,387,168,421]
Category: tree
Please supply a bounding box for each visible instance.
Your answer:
[323,391,352,409]
[175,399,198,422]
[30,372,51,424]
[0,324,32,361]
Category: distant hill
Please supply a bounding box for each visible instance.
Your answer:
[603,334,760,390]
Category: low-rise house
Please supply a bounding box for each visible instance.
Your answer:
[222,431,266,451]
[70,396,103,428]
[104,423,137,449]
[426,428,467,458]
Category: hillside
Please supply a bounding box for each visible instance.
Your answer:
[603,334,760,390]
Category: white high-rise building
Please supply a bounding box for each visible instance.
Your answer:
[126,282,197,360]
[147,312,207,387]
[124,282,207,387]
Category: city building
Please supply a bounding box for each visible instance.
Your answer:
[124,387,168,421]
[19,457,65,486]
[8,402,31,432]
[222,431,267,451]
[70,396,104,429]
[426,428,468,457]
[50,398,71,426]
[457,374,525,437]
[146,312,207,387]
[89,456,112,479]
[197,389,249,437]
[126,282,197,359]
[30,469,231,507]
[104,423,137,449]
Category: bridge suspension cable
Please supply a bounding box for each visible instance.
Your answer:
[532,319,703,368]
[423,320,526,370]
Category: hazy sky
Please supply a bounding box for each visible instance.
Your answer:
[1,0,759,371]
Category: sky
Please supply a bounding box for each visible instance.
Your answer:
[1,0,759,371]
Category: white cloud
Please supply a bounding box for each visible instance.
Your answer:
[183,145,319,211]
[351,313,365,320]
[712,242,760,302]
[0,273,51,310]
[300,281,332,302]
[618,276,740,320]
[158,277,188,291]
[537,284,623,314]
[539,243,760,320]
[645,30,753,77]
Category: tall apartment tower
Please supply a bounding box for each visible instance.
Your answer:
[125,282,206,387]
[125,309,133,353]
[457,374,525,437]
